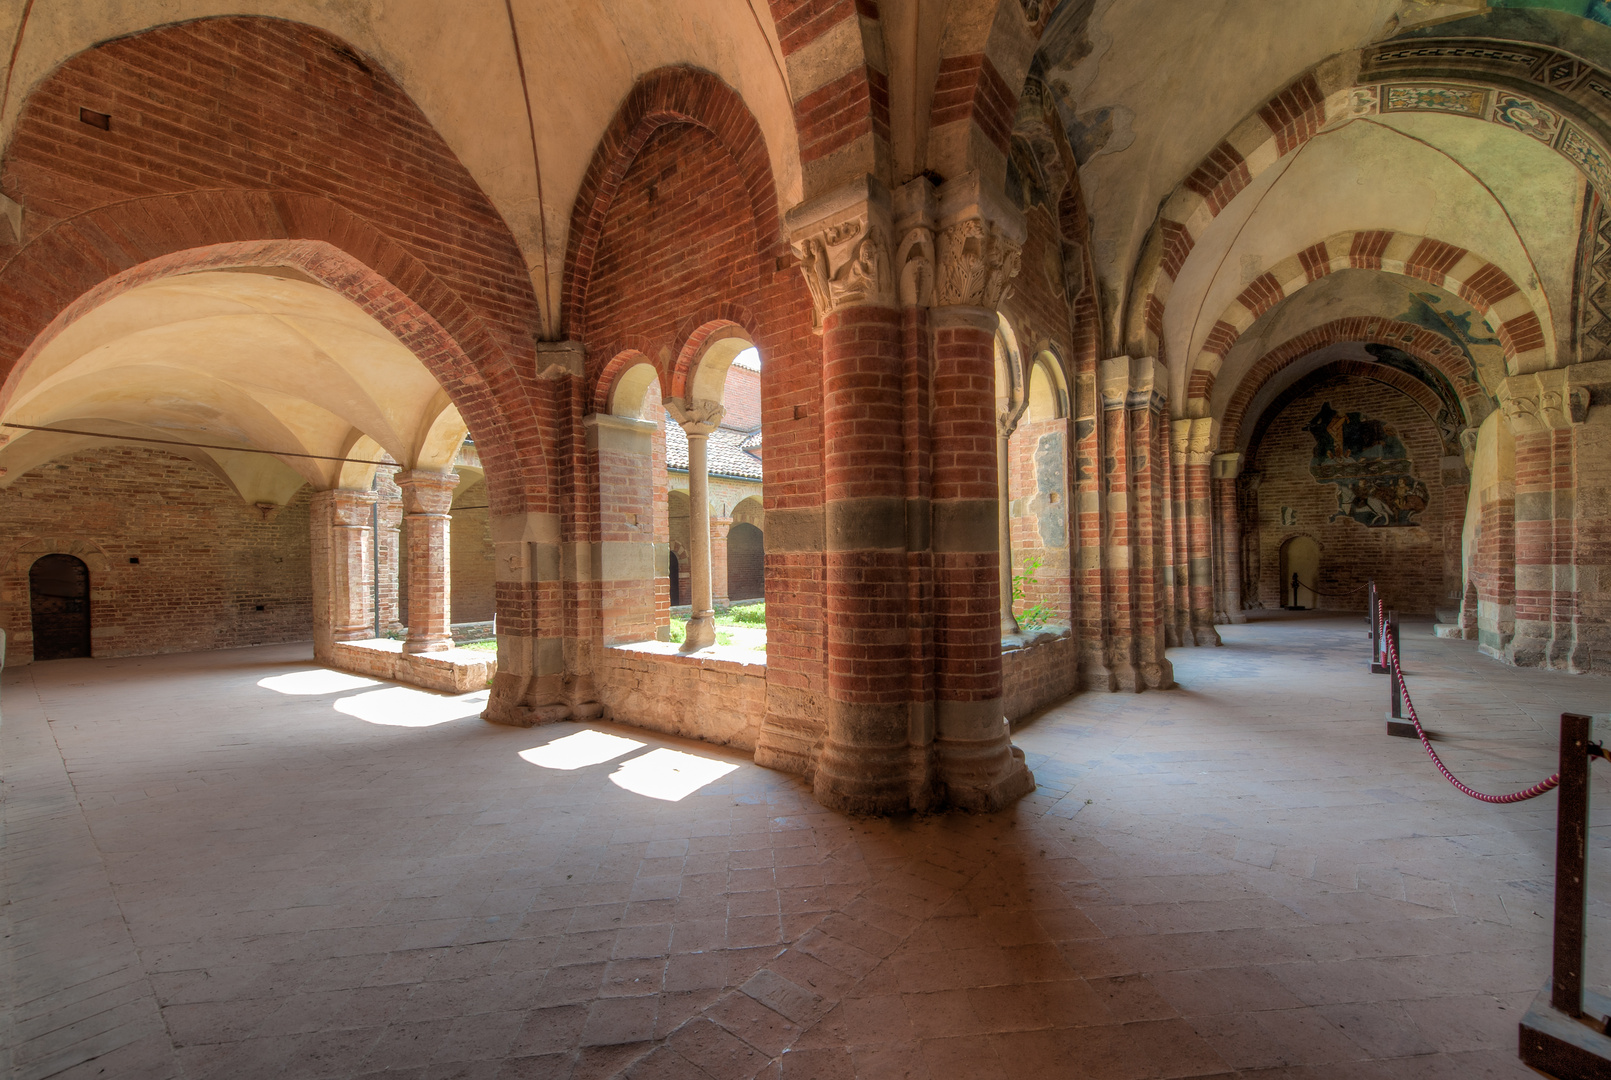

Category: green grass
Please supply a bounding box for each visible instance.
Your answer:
[460,639,496,651]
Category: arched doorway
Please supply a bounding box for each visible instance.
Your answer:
[30,555,91,660]
[1279,536,1320,610]
[727,523,764,602]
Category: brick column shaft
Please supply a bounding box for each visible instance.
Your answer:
[310,488,376,661]
[396,470,458,654]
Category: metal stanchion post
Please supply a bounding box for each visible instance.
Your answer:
[1370,585,1387,675]
[1519,713,1611,1076]
[1385,611,1415,738]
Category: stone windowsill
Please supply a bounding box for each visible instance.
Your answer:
[608,639,767,670]
[1002,625,1072,652]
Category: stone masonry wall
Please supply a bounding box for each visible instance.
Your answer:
[0,447,312,663]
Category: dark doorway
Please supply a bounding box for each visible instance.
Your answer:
[727,523,764,602]
[30,554,91,660]
[669,550,681,607]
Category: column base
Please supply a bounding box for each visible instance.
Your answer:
[1190,623,1223,647]
[680,613,716,652]
[404,635,454,654]
[934,698,1035,812]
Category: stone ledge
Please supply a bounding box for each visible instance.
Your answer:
[328,639,496,694]
[608,639,767,670]
[1002,625,1072,652]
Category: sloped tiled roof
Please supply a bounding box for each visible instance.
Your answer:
[664,419,762,480]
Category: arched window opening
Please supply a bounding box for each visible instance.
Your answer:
[29,554,91,660]
[998,329,1073,638]
[663,344,765,653]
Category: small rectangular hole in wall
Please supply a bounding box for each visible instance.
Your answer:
[128,557,139,564]
[793,405,806,420]
[79,108,111,131]
[255,604,266,611]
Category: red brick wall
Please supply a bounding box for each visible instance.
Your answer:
[451,479,495,624]
[723,365,762,431]
[0,17,551,521]
[1,447,312,662]
[1250,374,1453,615]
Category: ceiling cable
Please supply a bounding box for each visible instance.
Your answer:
[0,422,395,466]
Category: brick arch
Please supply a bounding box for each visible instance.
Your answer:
[671,318,757,401]
[591,349,662,415]
[2,535,112,576]
[764,0,889,189]
[1186,232,1538,404]
[1242,357,1453,464]
[0,15,548,515]
[563,66,784,341]
[1123,59,1607,358]
[928,1,1055,175]
[1219,318,1486,453]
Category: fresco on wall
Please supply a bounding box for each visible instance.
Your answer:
[1490,0,1611,26]
[1306,402,1429,527]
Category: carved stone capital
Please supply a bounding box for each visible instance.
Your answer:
[1212,452,1242,480]
[1099,356,1165,413]
[1498,370,1584,435]
[395,470,459,515]
[934,171,1026,310]
[666,396,725,435]
[785,175,895,329]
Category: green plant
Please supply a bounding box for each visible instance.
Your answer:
[1011,556,1055,630]
[724,603,766,625]
[668,619,686,644]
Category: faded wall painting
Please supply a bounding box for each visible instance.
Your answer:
[1305,402,1429,528]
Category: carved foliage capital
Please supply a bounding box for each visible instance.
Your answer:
[395,470,459,516]
[1498,370,1585,435]
[666,396,725,435]
[936,216,1022,309]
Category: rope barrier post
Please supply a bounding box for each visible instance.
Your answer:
[1553,712,1593,1019]
[1370,585,1388,674]
[1385,611,1416,738]
[1519,713,1611,1076]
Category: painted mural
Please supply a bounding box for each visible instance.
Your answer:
[1491,0,1611,27]
[1305,402,1429,528]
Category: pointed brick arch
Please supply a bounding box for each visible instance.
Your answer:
[1186,232,1539,409]
[1217,317,1491,454]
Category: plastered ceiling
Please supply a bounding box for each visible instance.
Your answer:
[0,268,465,504]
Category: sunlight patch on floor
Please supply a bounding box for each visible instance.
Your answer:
[334,686,489,726]
[257,669,381,695]
[608,747,739,801]
[519,729,644,770]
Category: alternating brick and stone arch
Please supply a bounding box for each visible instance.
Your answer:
[1123,53,1610,361]
[1214,316,1492,454]
[1184,232,1545,408]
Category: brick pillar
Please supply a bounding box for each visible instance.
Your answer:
[1211,452,1246,624]
[1501,372,1584,669]
[395,470,458,654]
[309,488,376,662]
[1183,418,1221,646]
[711,516,732,609]
[1098,356,1174,690]
[1167,420,1191,647]
[586,412,659,646]
[927,175,1034,811]
[788,176,922,813]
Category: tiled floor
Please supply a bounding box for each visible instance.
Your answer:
[4,613,1610,1079]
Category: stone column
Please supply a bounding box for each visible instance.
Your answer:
[666,397,723,652]
[929,173,1034,811]
[1211,452,1245,624]
[1167,420,1192,647]
[998,411,1025,637]
[395,470,459,654]
[309,488,377,661]
[787,175,920,812]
